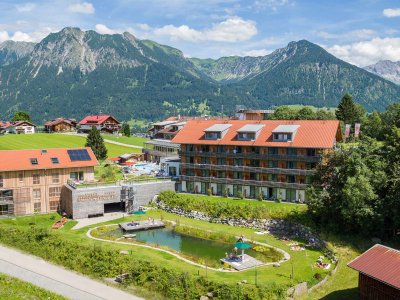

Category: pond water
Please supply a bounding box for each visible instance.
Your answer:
[97,226,281,266]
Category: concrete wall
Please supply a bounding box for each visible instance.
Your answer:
[133,181,175,206]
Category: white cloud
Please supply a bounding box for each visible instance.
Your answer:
[95,24,117,35]
[324,38,400,66]
[11,31,32,42]
[383,8,400,18]
[15,3,36,12]
[252,0,290,12]
[242,49,272,56]
[0,31,10,43]
[153,16,257,43]
[68,2,95,14]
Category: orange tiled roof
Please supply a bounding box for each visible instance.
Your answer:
[0,148,99,172]
[79,115,119,125]
[172,120,341,148]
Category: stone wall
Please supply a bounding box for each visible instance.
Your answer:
[157,201,324,248]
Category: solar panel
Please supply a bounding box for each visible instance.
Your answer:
[67,149,91,161]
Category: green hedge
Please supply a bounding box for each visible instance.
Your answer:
[0,225,286,299]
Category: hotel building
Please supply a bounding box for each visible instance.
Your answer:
[0,148,98,216]
[173,120,342,202]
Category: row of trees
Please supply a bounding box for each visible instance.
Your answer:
[307,102,400,238]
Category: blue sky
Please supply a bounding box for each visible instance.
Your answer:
[0,0,400,66]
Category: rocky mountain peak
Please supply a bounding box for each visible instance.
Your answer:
[364,60,400,85]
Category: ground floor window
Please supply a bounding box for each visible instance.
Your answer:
[169,166,177,176]
[0,204,11,215]
[33,202,41,213]
[49,187,61,197]
[286,189,296,202]
[49,201,59,212]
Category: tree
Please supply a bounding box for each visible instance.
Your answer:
[269,106,297,120]
[314,109,336,120]
[85,126,108,160]
[11,111,32,123]
[307,139,385,235]
[363,112,384,140]
[295,107,315,120]
[121,123,131,137]
[335,93,365,124]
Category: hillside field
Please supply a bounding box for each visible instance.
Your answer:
[0,134,140,158]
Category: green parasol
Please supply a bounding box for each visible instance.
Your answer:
[233,242,252,260]
[131,211,146,215]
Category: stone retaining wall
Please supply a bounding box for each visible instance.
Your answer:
[157,202,324,248]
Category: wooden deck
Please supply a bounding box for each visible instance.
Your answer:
[220,254,264,271]
[119,220,165,232]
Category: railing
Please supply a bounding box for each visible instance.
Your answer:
[67,178,172,189]
[180,175,308,190]
[180,163,315,176]
[179,151,321,162]
[142,149,178,157]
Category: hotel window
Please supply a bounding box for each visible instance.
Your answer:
[33,188,41,199]
[49,187,61,197]
[33,202,41,213]
[287,175,296,183]
[33,174,40,184]
[268,174,277,182]
[49,201,59,212]
[268,148,278,155]
[287,148,297,156]
[268,161,278,168]
[0,175,3,188]
[287,161,295,169]
[52,173,60,184]
[307,149,316,157]
[217,158,225,165]
[18,173,23,182]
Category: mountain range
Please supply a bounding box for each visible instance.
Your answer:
[0,27,399,123]
[364,60,400,85]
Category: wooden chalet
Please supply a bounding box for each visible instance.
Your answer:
[44,118,77,132]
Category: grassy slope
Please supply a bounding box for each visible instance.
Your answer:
[0,273,66,300]
[0,133,140,158]
[0,212,330,290]
[101,134,148,147]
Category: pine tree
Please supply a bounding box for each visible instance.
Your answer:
[122,123,131,137]
[335,93,365,125]
[85,126,108,160]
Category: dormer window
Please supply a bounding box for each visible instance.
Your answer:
[237,124,264,141]
[30,158,38,165]
[51,157,59,164]
[272,125,300,142]
[204,124,231,140]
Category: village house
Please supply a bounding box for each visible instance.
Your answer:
[0,121,36,134]
[348,244,400,300]
[44,118,77,132]
[78,115,121,134]
[0,148,98,216]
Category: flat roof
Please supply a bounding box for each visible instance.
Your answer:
[237,124,265,133]
[272,124,300,133]
[204,124,232,132]
[145,139,180,148]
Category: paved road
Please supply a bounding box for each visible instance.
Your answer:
[61,133,143,149]
[72,212,125,230]
[0,244,143,300]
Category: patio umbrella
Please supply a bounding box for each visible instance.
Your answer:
[234,242,252,260]
[131,211,146,215]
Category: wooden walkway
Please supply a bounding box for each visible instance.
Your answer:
[119,220,165,232]
[220,254,264,271]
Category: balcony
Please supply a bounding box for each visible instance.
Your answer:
[179,151,321,162]
[180,175,309,190]
[143,148,177,157]
[180,163,315,176]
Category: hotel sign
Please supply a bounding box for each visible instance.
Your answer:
[77,190,119,202]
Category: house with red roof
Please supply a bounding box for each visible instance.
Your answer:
[0,121,36,134]
[44,118,77,132]
[78,115,121,134]
[172,119,342,201]
[348,244,400,299]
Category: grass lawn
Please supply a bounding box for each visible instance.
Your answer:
[101,134,148,147]
[0,212,330,290]
[0,133,140,158]
[0,273,66,300]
